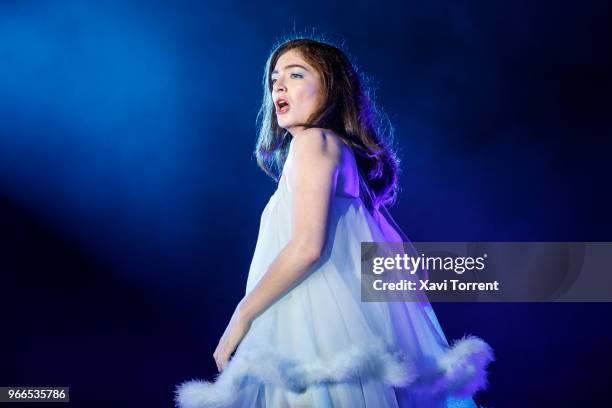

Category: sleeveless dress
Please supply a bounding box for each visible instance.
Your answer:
[176,140,494,408]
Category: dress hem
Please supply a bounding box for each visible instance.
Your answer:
[175,335,494,408]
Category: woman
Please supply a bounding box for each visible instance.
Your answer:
[176,37,494,408]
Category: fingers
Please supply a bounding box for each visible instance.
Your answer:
[213,349,229,373]
[213,347,222,372]
[215,356,228,372]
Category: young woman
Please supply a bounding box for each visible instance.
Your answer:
[176,37,494,408]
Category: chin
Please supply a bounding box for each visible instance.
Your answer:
[277,119,292,129]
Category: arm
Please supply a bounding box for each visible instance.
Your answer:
[239,128,341,323]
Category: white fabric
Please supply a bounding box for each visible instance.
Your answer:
[176,142,493,408]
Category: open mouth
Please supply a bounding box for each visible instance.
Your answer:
[276,100,290,114]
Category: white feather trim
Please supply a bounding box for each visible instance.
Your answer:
[405,335,495,399]
[175,335,494,408]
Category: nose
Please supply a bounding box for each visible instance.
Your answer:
[273,79,286,94]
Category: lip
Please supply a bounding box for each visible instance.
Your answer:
[276,105,290,115]
[275,97,290,114]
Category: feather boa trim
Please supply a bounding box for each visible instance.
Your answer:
[175,335,494,408]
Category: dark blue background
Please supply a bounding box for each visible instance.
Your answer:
[1,0,610,406]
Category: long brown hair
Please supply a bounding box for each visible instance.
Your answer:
[254,36,402,212]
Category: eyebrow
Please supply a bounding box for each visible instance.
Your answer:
[271,64,309,76]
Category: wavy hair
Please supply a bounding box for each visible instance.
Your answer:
[254,35,401,212]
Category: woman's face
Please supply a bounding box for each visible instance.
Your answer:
[271,49,323,135]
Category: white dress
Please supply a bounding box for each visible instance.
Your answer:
[176,141,494,408]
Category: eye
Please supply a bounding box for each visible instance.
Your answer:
[271,72,303,85]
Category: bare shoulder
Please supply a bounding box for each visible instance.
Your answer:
[292,128,342,165]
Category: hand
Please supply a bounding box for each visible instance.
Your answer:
[213,300,252,372]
